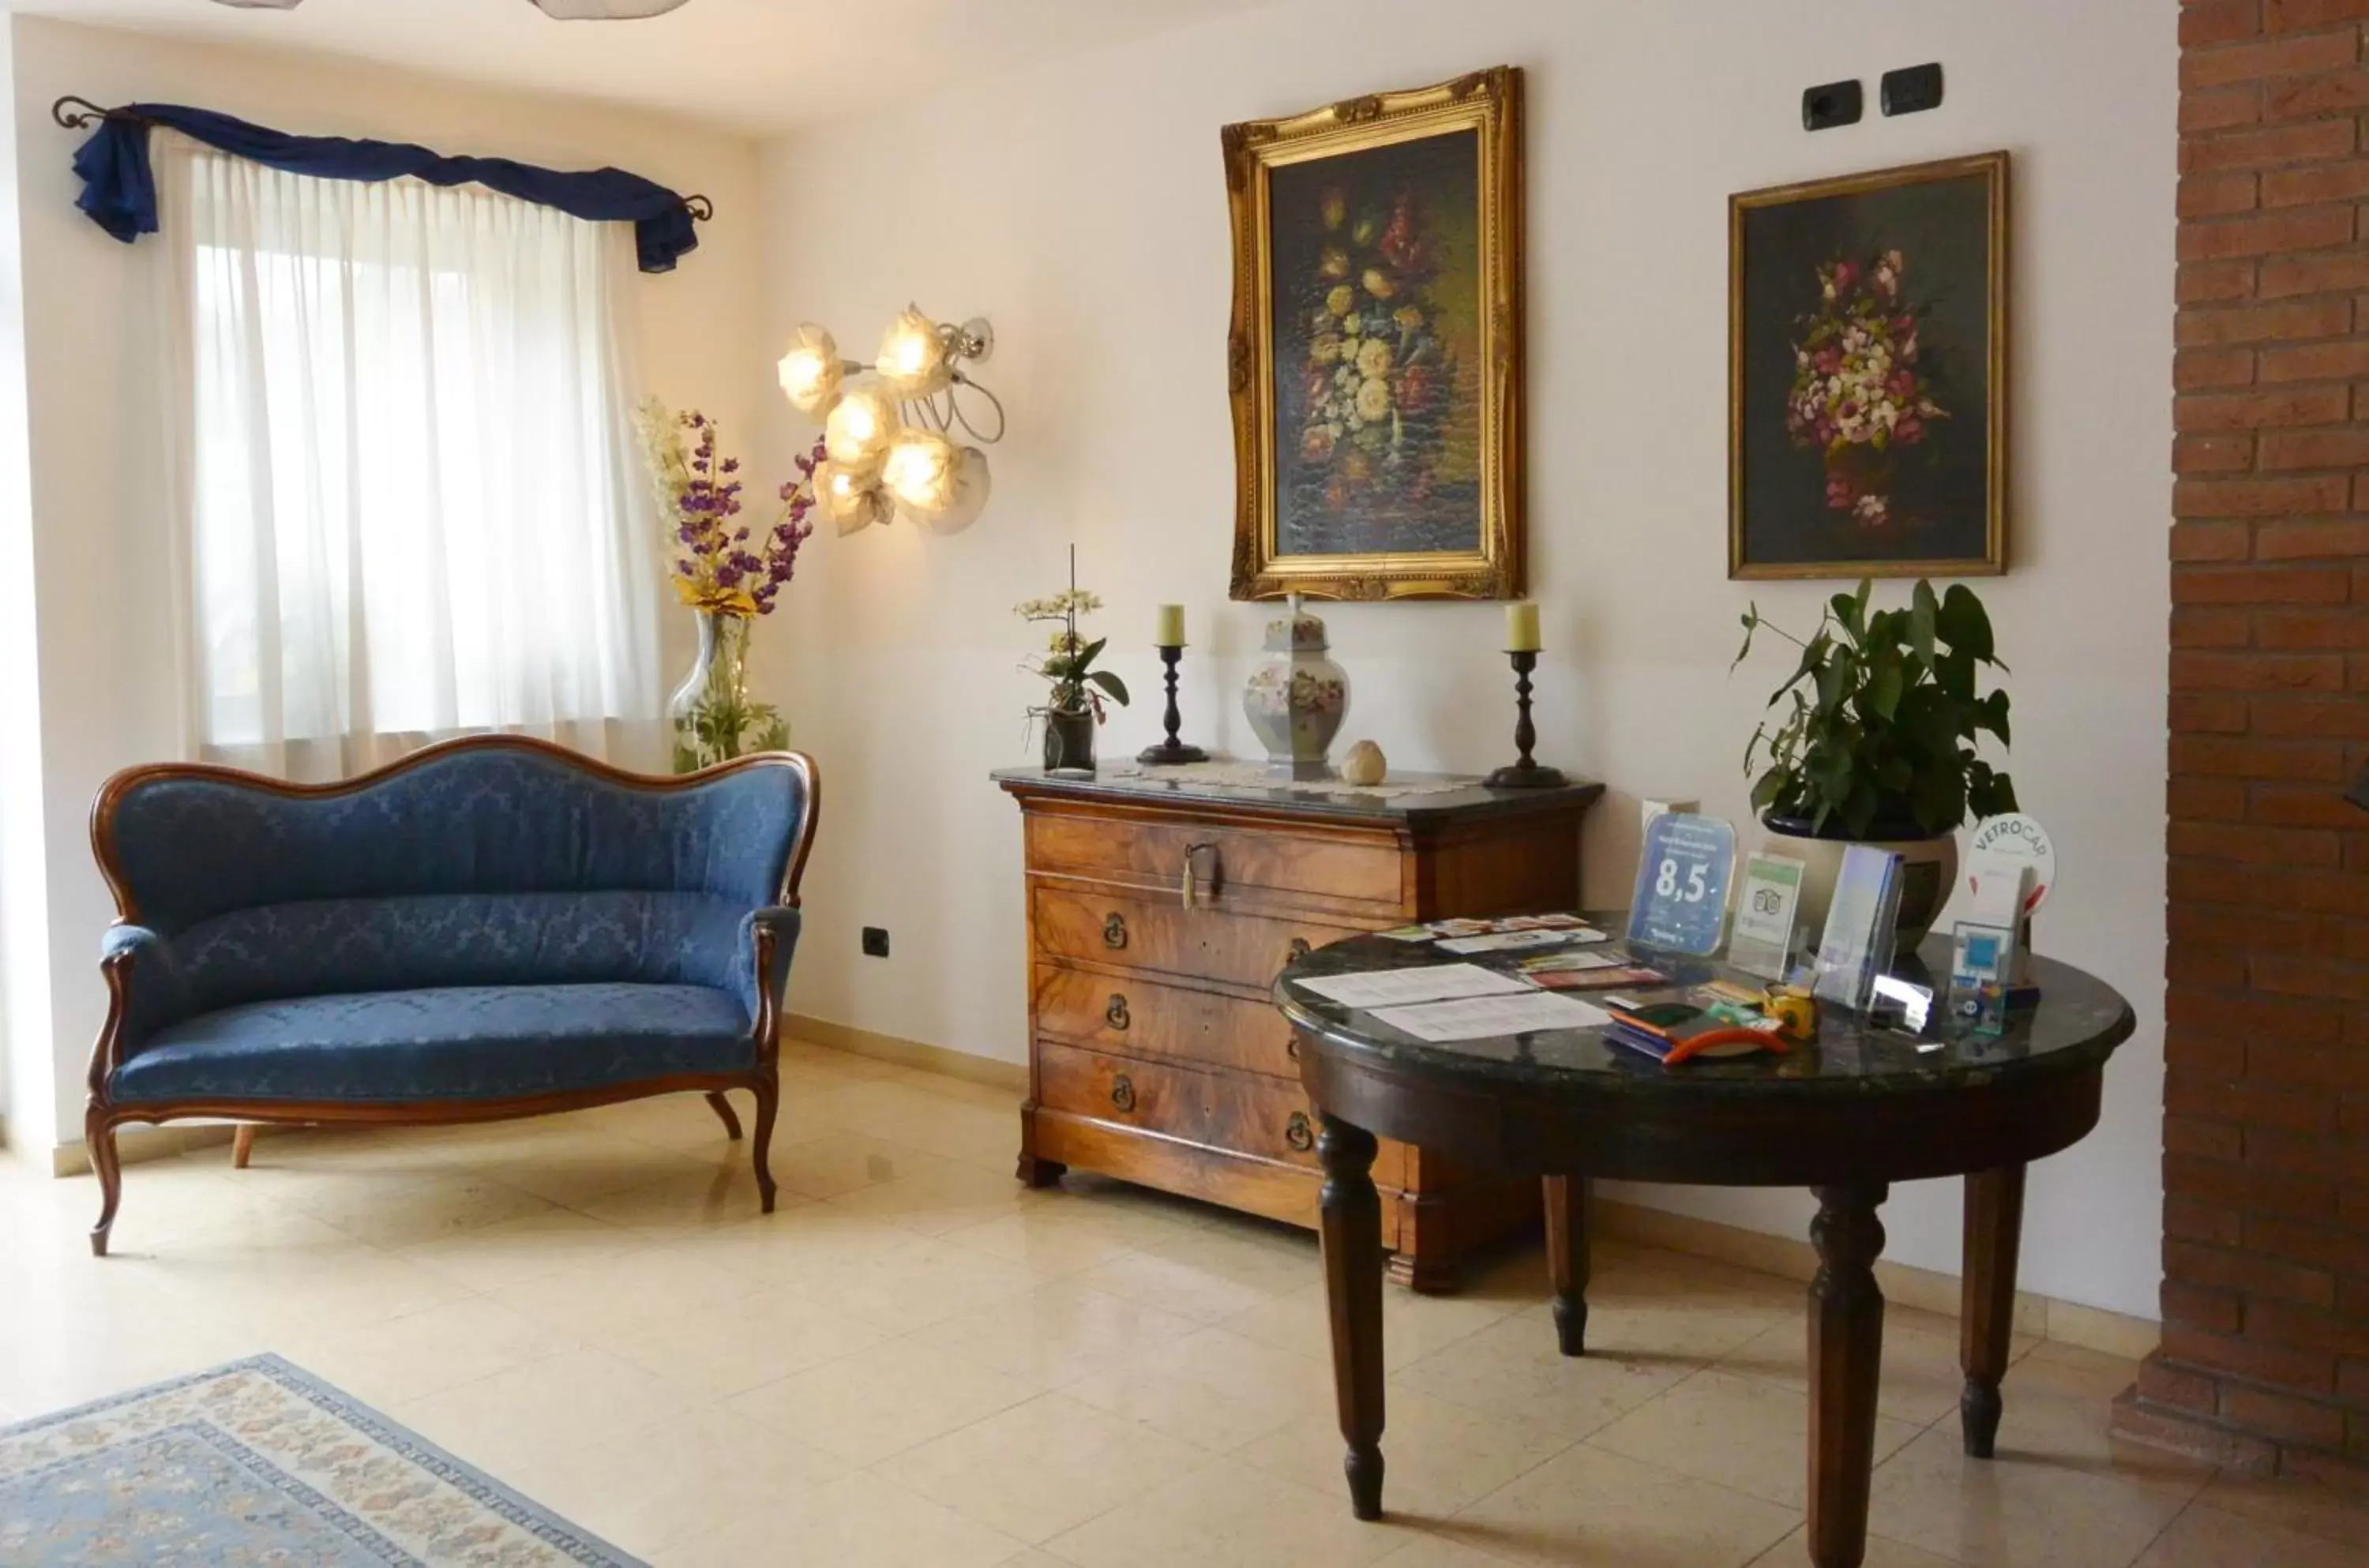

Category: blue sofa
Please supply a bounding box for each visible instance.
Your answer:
[83,735,817,1255]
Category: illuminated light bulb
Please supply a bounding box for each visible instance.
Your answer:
[824,386,899,470]
[875,305,953,399]
[881,430,958,517]
[775,323,842,414]
[815,460,892,535]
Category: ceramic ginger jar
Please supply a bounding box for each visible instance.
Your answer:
[1242,596,1350,781]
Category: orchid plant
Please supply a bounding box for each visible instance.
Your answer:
[1016,550,1128,722]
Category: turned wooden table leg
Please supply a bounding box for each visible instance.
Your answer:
[1318,1113,1386,1521]
[1543,1174,1588,1356]
[231,1124,256,1169]
[1808,1182,1889,1568]
[1960,1163,2026,1458]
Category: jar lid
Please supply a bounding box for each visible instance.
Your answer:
[1263,594,1327,652]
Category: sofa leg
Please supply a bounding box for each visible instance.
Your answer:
[750,1071,779,1214]
[86,1108,122,1258]
[232,1124,257,1168]
[704,1091,745,1142]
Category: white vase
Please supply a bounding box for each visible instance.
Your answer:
[1242,598,1350,780]
[1763,813,1959,955]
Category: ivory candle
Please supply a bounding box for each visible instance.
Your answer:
[1154,603,1185,647]
[1505,602,1541,653]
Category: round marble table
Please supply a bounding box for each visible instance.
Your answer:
[1275,922,2134,1568]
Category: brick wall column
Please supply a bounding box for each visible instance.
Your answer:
[2112,0,2369,1478]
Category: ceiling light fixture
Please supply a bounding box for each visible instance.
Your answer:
[778,307,1001,535]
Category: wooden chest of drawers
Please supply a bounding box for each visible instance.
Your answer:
[997,764,1601,1291]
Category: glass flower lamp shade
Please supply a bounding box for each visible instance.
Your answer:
[816,460,894,535]
[881,429,958,520]
[529,0,693,16]
[925,446,993,535]
[776,324,843,414]
[823,386,899,471]
[875,306,954,399]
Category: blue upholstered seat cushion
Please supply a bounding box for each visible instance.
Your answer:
[110,983,756,1105]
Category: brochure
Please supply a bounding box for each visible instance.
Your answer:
[1368,992,1611,1042]
[1292,962,1532,1010]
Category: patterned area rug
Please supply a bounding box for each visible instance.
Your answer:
[0,1355,646,1566]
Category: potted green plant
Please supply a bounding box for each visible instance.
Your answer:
[1017,549,1128,773]
[1732,578,2016,944]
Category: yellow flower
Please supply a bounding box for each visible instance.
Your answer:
[1310,333,1343,364]
[1326,284,1354,317]
[1356,337,1393,379]
[1320,246,1350,279]
[1322,189,1347,230]
[1362,268,1395,300]
[1394,306,1424,332]
[1356,377,1391,422]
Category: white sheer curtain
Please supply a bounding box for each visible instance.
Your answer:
[156,132,663,780]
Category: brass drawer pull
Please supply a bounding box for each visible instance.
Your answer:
[1110,1074,1136,1113]
[1285,1111,1314,1153]
[1105,993,1131,1031]
[1103,912,1128,950]
[1288,936,1313,962]
[1286,1036,1301,1061]
[1181,841,1218,910]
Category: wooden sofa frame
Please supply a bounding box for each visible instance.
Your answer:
[82,735,820,1256]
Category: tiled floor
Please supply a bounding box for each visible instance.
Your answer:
[3,1039,2363,1567]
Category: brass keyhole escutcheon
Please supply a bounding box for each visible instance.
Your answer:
[1103,912,1128,950]
[1285,1111,1314,1152]
[1110,1074,1136,1113]
[1105,993,1131,1031]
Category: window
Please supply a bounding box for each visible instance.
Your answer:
[163,137,659,771]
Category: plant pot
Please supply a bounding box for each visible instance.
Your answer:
[1761,812,1959,953]
[1042,707,1096,773]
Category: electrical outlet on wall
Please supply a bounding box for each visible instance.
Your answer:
[861,926,891,958]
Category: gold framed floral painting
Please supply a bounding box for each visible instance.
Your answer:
[1729,151,2009,580]
[1225,67,1524,601]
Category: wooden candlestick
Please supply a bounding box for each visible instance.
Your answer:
[1487,650,1567,789]
[1139,645,1208,765]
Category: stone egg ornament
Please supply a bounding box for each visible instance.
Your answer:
[1341,740,1387,787]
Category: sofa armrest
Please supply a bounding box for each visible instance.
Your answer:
[733,906,802,1036]
[94,925,193,1073]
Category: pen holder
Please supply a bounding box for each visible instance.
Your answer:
[1138,645,1209,766]
[1486,650,1567,790]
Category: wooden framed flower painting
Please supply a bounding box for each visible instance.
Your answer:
[1729,151,2009,580]
[1225,67,1524,601]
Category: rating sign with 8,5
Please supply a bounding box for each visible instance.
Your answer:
[1626,812,1737,955]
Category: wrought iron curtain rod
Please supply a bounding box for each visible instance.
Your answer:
[47,95,714,223]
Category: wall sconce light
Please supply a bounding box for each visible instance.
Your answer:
[777,306,1002,535]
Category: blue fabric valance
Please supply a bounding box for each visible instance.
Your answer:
[70,103,701,274]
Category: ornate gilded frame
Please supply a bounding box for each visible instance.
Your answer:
[1225,66,1525,602]
[1728,149,2010,580]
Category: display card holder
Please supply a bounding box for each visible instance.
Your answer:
[1947,919,2018,1034]
[1727,850,1804,980]
[1811,844,1904,1010]
[1626,813,1736,956]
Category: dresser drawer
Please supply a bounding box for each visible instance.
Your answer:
[1032,884,1369,992]
[1033,966,1300,1079]
[1027,810,1403,909]
[1211,1070,1325,1171]
[1038,1039,1211,1145]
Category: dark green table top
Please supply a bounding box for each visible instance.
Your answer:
[1275,913,2134,1101]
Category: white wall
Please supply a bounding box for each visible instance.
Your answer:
[0,17,764,1152]
[754,0,2175,1317]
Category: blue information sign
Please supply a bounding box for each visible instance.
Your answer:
[1627,813,1737,955]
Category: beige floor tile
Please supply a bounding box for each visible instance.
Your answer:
[1223,1275,1521,1372]
[667,1469,1027,1568]
[1063,1323,1338,1453]
[391,1346,700,1474]
[139,1234,475,1339]
[565,1161,800,1234]
[486,1240,764,1337]
[942,1201,1197,1276]
[726,1341,1038,1466]
[911,1279,1205,1388]
[1866,1424,2208,1568]
[1241,1385,1576,1520]
[820,1157,1041,1236]
[770,1131,956,1199]
[2132,1501,2369,1568]
[276,1169,564,1247]
[671,1204,932,1285]
[1749,1525,1964,1566]
[1043,1457,1420,1568]
[820,1078,1024,1168]
[389,1207,648,1292]
[1590,1367,1921,1511]
[2198,1468,2369,1549]
[1076,1223,1322,1325]
[1720,1305,2033,1427]
[441,1138,723,1210]
[500,1403,848,1559]
[1392,1315,1696,1441]
[879,1391,1211,1542]
[1374,1533,1526,1567]
[768,1236,1041,1336]
[286,1294,578,1408]
[585,1285,891,1397]
[1438,1442,1800,1568]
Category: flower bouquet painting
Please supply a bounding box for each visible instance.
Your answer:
[1730,152,2008,580]
[635,399,821,771]
[1226,68,1525,601]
